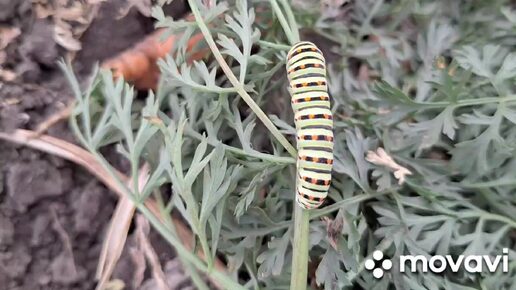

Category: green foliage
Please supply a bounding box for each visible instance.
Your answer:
[65,0,515,289]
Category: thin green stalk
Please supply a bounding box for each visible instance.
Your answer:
[265,2,312,289]
[185,127,295,164]
[155,192,210,290]
[460,211,516,229]
[310,192,390,219]
[401,94,516,109]
[182,260,210,290]
[198,228,214,269]
[131,160,139,198]
[138,206,245,289]
[278,0,300,42]
[258,40,291,50]
[462,178,516,188]
[187,0,297,159]
[290,206,310,290]
[269,0,296,45]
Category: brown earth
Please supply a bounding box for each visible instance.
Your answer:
[0,1,193,289]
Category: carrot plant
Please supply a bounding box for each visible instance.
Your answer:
[64,0,515,289]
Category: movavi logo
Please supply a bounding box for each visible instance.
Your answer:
[364,250,392,278]
[366,248,510,278]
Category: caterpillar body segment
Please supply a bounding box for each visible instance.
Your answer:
[287,41,334,210]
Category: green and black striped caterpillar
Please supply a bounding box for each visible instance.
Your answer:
[287,41,334,210]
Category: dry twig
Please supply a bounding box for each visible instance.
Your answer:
[135,214,170,290]
[50,205,81,283]
[34,102,75,136]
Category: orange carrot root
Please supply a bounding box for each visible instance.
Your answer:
[101,22,206,91]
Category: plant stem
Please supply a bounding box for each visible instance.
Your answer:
[185,126,295,164]
[269,0,296,45]
[265,2,312,289]
[278,0,300,42]
[460,211,516,229]
[187,0,297,159]
[188,2,311,289]
[310,192,390,219]
[155,194,210,290]
[290,205,310,290]
[400,94,516,109]
[138,206,245,289]
[258,40,291,50]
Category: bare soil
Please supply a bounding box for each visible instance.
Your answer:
[0,1,191,289]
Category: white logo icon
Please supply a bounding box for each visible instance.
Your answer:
[364,248,509,278]
[365,250,392,279]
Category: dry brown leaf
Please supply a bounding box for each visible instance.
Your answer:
[0,129,129,188]
[54,21,82,51]
[33,1,54,19]
[32,0,100,52]
[96,164,150,290]
[0,26,21,80]
[0,98,21,107]
[102,279,125,290]
[95,197,136,290]
[322,215,344,250]
[135,214,170,290]
[129,246,146,289]
[0,69,17,81]
[55,1,87,21]
[117,0,153,18]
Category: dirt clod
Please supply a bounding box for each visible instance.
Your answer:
[6,160,68,212]
[0,0,19,21]
[50,251,86,285]
[140,259,194,290]
[0,245,31,279]
[18,19,58,76]
[30,214,51,246]
[0,214,14,247]
[72,181,103,233]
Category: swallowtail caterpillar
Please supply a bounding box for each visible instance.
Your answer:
[286,41,334,210]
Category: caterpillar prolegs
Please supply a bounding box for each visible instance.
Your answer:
[287,41,334,210]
